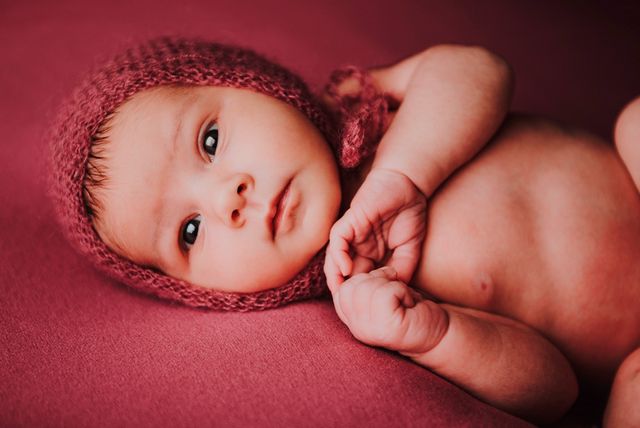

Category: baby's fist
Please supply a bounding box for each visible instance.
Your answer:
[331,267,447,354]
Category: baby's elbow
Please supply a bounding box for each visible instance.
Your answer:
[467,46,513,96]
[471,46,513,92]
[524,361,579,425]
[424,44,510,71]
[539,371,579,425]
[423,44,514,95]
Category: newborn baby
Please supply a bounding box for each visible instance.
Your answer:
[49,38,639,425]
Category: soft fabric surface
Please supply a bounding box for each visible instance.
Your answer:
[2,1,639,426]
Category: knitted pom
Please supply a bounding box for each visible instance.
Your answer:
[48,37,386,311]
[324,66,393,169]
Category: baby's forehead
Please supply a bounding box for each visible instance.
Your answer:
[112,86,195,123]
[92,87,191,268]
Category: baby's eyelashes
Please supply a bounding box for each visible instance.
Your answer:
[202,123,219,161]
[181,214,203,250]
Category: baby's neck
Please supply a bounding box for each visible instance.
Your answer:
[339,155,374,215]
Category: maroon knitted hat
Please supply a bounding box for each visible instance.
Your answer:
[48,37,389,311]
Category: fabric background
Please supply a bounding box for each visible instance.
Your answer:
[2,0,639,426]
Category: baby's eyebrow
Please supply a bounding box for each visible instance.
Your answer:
[149,99,190,268]
[150,224,172,272]
[150,183,176,272]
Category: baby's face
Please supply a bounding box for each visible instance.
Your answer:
[95,85,341,292]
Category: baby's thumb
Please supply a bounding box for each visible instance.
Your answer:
[370,266,398,280]
[386,247,420,284]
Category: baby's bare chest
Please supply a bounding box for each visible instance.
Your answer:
[412,116,640,378]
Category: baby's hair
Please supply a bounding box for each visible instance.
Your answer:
[83,114,114,226]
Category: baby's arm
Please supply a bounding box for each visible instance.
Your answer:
[332,268,578,424]
[408,305,578,424]
[325,45,513,289]
[371,44,513,197]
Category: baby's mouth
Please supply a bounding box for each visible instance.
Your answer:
[269,180,292,240]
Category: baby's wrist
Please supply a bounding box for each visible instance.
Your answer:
[367,166,422,194]
[368,166,411,182]
[370,159,438,198]
[398,300,450,358]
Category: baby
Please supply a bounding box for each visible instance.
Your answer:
[49,38,639,425]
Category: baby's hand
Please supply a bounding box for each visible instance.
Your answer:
[331,267,447,354]
[324,168,427,292]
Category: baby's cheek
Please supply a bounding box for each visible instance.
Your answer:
[192,192,333,293]
[191,246,301,293]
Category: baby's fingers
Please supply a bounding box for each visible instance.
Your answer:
[351,255,375,278]
[328,212,357,277]
[385,243,422,284]
[324,250,345,294]
[371,266,398,279]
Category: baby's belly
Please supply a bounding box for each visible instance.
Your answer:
[412,115,640,383]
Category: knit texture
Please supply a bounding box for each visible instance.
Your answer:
[48,37,390,311]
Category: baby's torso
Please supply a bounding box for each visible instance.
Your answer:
[412,114,640,385]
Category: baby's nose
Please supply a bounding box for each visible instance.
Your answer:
[216,173,252,228]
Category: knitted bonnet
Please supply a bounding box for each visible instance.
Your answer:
[48,37,390,311]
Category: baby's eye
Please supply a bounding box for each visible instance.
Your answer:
[202,123,219,161]
[181,214,202,250]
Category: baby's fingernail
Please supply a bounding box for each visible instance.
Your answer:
[339,258,351,277]
[383,266,396,276]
